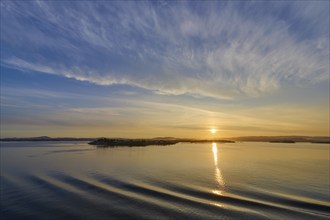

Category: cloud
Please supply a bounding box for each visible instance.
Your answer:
[2,86,327,137]
[1,1,329,99]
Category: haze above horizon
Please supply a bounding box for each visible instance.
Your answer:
[1,1,329,138]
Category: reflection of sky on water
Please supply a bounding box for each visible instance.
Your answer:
[212,143,225,196]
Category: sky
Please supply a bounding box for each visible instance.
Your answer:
[0,1,329,138]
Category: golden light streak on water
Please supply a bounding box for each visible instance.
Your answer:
[212,143,225,194]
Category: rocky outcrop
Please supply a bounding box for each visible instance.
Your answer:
[88,138,179,147]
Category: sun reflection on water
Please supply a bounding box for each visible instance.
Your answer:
[212,143,225,195]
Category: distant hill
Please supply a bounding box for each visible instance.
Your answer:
[229,136,330,144]
[0,136,95,142]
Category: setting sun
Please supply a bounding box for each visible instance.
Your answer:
[210,128,217,134]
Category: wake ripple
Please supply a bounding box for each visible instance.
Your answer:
[1,173,329,220]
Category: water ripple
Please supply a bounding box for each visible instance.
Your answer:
[1,173,329,220]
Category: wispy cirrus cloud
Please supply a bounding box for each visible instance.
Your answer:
[1,1,329,99]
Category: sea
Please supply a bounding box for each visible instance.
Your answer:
[1,141,329,219]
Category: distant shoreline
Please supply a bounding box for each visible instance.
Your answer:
[1,136,329,146]
[0,137,95,142]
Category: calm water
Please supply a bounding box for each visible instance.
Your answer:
[1,142,329,219]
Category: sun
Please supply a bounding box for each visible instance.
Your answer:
[210,128,217,134]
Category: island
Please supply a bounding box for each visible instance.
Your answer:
[89,138,179,147]
[269,140,296,143]
[88,137,235,147]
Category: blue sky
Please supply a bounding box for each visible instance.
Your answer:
[1,1,329,138]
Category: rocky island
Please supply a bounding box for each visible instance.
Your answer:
[89,138,179,147]
[88,138,235,147]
